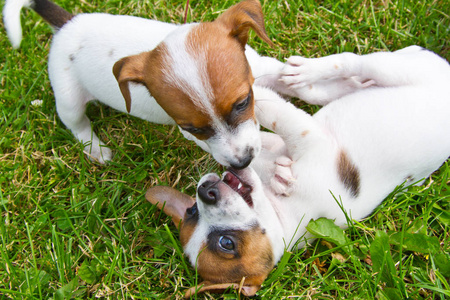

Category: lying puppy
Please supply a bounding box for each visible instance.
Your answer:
[3,0,286,168]
[147,46,450,296]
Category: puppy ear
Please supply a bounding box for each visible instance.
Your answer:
[113,53,148,113]
[216,0,273,47]
[184,282,260,298]
[145,186,195,229]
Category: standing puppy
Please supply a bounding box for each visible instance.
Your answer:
[147,46,450,296]
[3,0,281,168]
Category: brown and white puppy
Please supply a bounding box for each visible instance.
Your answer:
[3,0,287,168]
[147,46,450,296]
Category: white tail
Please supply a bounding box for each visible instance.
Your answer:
[3,0,33,48]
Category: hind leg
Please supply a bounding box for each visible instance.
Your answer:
[54,81,112,164]
[280,53,376,105]
[280,46,449,104]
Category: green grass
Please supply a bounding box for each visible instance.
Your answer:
[1,0,449,298]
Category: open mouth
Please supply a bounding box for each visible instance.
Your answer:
[222,169,253,207]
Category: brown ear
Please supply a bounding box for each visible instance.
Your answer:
[215,0,272,47]
[184,281,260,298]
[145,186,195,229]
[112,52,148,113]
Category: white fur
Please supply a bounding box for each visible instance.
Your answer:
[162,23,215,115]
[186,170,285,267]
[48,13,178,162]
[3,1,278,167]
[191,46,450,266]
[2,0,32,48]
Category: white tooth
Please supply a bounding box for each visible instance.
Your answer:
[238,182,242,189]
[222,172,228,180]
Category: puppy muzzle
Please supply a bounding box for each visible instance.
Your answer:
[229,146,254,169]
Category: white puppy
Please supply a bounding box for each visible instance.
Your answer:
[147,46,450,296]
[3,0,287,168]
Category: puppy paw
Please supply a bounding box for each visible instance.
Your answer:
[281,56,331,88]
[271,156,296,196]
[279,54,371,105]
[84,144,112,164]
[278,56,336,103]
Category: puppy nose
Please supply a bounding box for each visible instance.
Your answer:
[198,180,220,205]
[231,147,254,169]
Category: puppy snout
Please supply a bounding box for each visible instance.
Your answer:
[231,147,254,170]
[198,180,221,205]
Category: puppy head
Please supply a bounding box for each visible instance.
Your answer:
[146,168,282,297]
[113,0,272,169]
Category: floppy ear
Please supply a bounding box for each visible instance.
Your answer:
[113,52,148,113]
[215,0,273,47]
[145,186,195,229]
[184,281,260,298]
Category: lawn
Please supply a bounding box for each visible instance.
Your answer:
[1,0,449,299]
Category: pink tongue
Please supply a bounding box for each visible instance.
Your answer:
[223,172,254,207]
[224,172,240,190]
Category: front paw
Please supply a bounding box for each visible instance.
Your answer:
[279,56,335,102]
[281,56,323,88]
[271,156,296,196]
[84,144,112,164]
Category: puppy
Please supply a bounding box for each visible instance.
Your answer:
[146,46,450,296]
[3,0,286,168]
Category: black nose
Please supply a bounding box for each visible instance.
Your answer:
[231,147,254,170]
[198,180,220,205]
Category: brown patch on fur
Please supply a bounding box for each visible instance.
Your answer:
[186,23,256,129]
[113,52,147,113]
[337,150,360,197]
[180,219,198,248]
[145,186,195,229]
[195,225,274,287]
[271,121,277,130]
[114,0,271,139]
[213,0,272,47]
[181,0,271,129]
[301,130,309,137]
[114,43,214,138]
[145,186,199,255]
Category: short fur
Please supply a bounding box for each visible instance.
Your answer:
[147,46,450,296]
[3,0,286,168]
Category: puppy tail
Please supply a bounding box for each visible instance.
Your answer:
[3,0,74,49]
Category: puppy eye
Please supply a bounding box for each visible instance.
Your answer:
[182,126,205,135]
[218,236,235,252]
[180,125,214,138]
[234,91,252,112]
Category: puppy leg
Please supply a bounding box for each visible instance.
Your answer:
[251,132,295,196]
[245,46,301,98]
[254,86,333,161]
[54,83,112,164]
[272,156,296,196]
[281,46,450,104]
[280,53,376,104]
